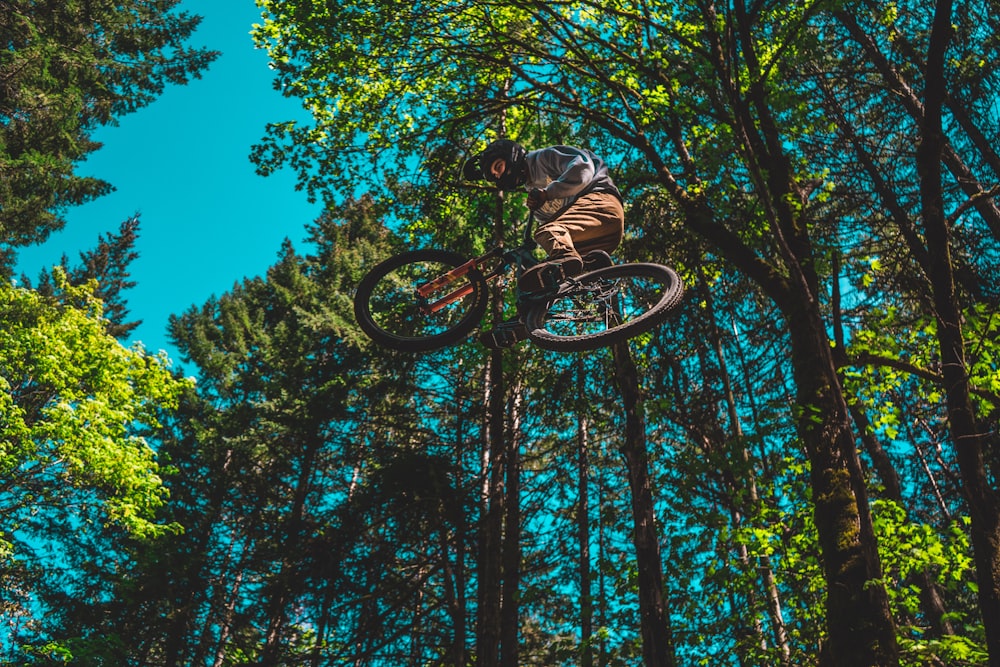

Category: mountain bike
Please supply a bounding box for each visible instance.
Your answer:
[353,216,684,353]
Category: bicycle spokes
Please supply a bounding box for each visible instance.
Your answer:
[543,279,621,335]
[360,253,485,344]
[525,264,683,351]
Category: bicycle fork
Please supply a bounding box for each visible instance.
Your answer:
[415,247,505,315]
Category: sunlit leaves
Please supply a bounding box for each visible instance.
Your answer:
[872,501,985,664]
[0,272,189,538]
[962,302,1000,408]
[251,0,533,204]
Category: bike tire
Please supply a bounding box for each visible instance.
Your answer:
[523,263,683,352]
[354,249,488,352]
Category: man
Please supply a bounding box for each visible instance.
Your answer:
[464,139,624,292]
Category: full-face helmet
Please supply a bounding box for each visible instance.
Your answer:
[462,139,527,190]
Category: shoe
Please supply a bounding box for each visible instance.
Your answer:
[518,254,584,293]
[557,254,585,277]
[479,318,529,349]
[583,250,613,271]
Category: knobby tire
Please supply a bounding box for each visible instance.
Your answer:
[524,263,683,352]
[354,249,487,352]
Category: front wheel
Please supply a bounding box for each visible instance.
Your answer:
[523,263,683,352]
[354,249,488,352]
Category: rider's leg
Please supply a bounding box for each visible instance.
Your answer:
[533,191,624,260]
[520,192,624,292]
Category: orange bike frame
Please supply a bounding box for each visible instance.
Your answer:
[415,247,506,315]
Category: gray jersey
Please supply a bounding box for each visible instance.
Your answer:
[524,145,621,222]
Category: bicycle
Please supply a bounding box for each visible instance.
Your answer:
[353,215,684,353]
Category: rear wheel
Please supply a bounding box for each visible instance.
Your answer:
[354,249,487,352]
[524,263,683,352]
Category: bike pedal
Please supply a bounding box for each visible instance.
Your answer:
[541,264,565,288]
[479,320,528,349]
[518,267,556,293]
[518,257,582,293]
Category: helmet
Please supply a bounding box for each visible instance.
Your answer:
[462,139,527,190]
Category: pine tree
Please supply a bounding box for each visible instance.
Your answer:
[22,216,143,339]
[0,1,217,271]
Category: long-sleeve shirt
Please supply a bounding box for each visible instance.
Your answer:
[524,145,622,223]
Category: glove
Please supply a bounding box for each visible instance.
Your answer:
[526,188,549,209]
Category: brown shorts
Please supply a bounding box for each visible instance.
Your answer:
[533,191,624,259]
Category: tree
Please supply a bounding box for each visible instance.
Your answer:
[917,1,1000,659]
[0,273,188,660]
[111,198,487,664]
[23,215,143,339]
[822,2,1000,658]
[250,0,901,662]
[611,341,676,667]
[0,0,217,272]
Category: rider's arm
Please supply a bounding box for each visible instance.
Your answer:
[527,146,596,200]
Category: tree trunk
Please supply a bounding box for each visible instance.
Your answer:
[834,251,957,639]
[477,191,508,667]
[704,276,791,666]
[918,2,1000,661]
[611,341,676,667]
[446,386,472,667]
[261,438,322,665]
[786,301,898,667]
[691,3,902,654]
[578,406,595,667]
[500,384,524,667]
[477,352,505,667]
[669,175,899,665]
[213,570,244,667]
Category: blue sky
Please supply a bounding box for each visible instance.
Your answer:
[15,0,321,371]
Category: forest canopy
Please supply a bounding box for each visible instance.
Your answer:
[3,0,1000,666]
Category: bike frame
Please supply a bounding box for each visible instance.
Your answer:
[417,216,541,315]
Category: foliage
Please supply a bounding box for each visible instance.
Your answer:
[6,0,1000,664]
[0,0,217,272]
[0,271,187,536]
[0,272,189,660]
[22,216,144,340]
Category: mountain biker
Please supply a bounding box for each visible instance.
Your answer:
[463,140,624,292]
